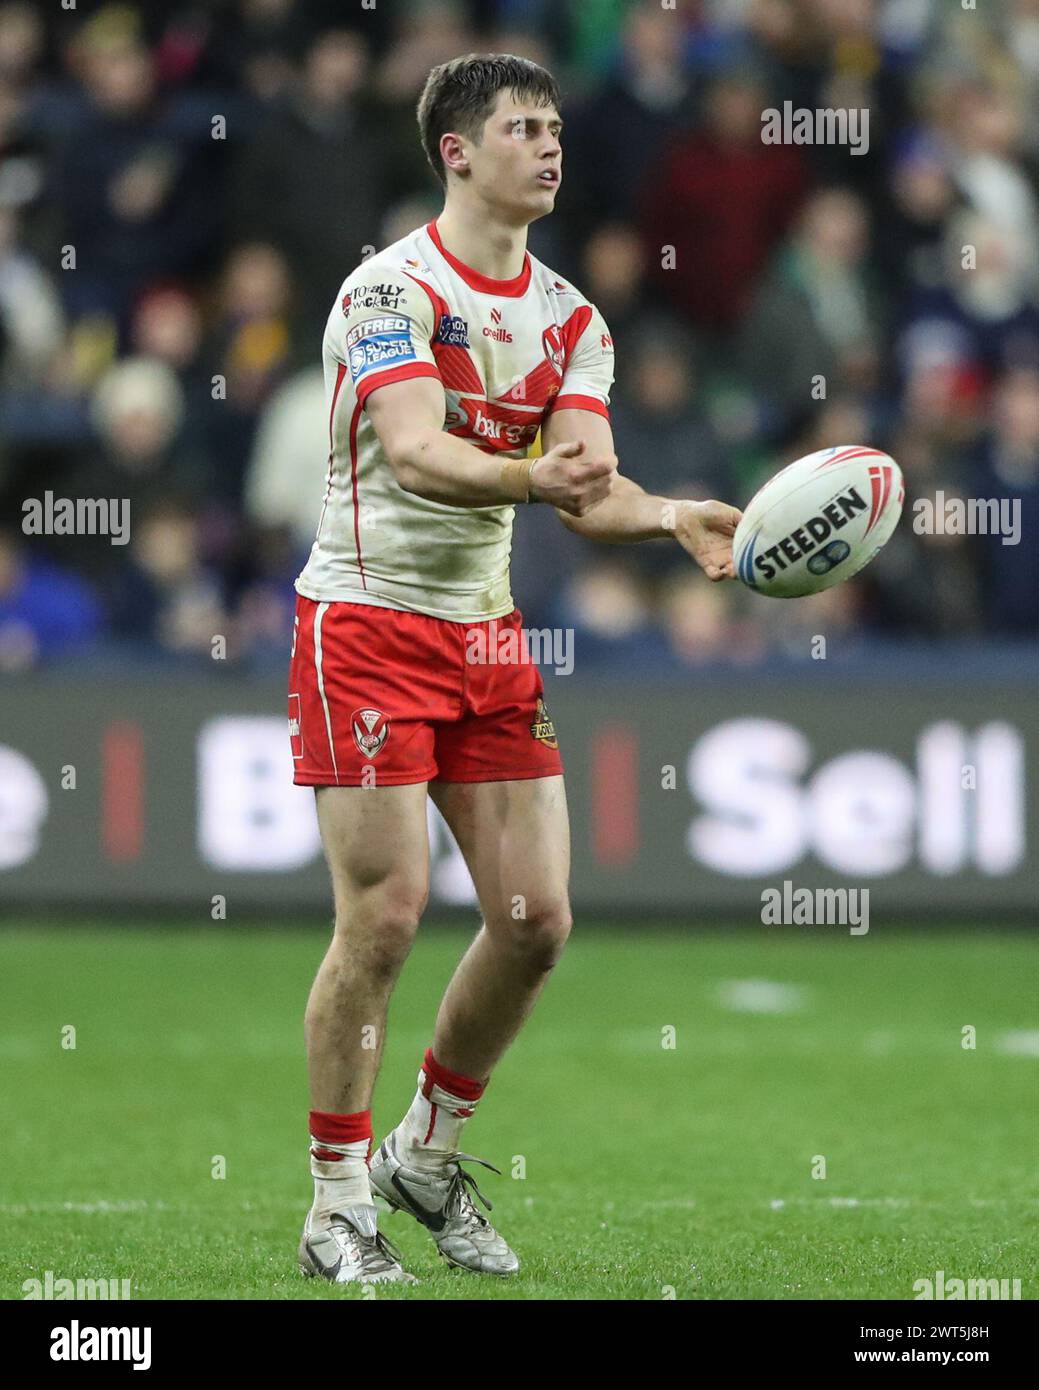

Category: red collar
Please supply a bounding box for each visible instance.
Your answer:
[426,219,531,297]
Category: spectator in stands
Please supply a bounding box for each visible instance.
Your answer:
[897,209,1039,385]
[244,365,326,556]
[109,499,228,659]
[375,0,474,106]
[761,580,864,658]
[130,284,212,460]
[0,2,50,252]
[55,357,208,595]
[973,366,1039,634]
[233,520,301,668]
[946,78,1039,249]
[658,570,762,667]
[0,526,104,670]
[202,242,295,503]
[739,188,883,442]
[0,2,44,93]
[86,356,194,502]
[367,1,478,205]
[0,205,64,389]
[578,223,654,352]
[642,66,809,336]
[865,421,986,637]
[610,316,729,512]
[231,27,387,344]
[564,2,696,247]
[877,131,960,306]
[51,4,221,325]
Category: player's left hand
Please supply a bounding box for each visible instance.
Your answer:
[674,500,743,582]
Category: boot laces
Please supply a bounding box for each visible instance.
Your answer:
[328,1212,406,1272]
[442,1153,500,1232]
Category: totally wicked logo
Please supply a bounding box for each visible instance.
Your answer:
[342,283,407,316]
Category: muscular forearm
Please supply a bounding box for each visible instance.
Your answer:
[558,476,680,543]
[395,428,530,507]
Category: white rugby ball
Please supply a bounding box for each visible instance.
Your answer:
[734,445,904,598]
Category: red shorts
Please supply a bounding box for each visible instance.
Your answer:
[288,596,564,786]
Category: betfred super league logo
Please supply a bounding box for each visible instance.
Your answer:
[351,707,389,759]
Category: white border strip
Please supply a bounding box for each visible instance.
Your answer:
[313,601,340,786]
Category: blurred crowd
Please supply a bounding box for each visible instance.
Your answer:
[1,0,1037,674]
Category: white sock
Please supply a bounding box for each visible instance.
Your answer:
[310,1137,372,1218]
[398,1068,482,1171]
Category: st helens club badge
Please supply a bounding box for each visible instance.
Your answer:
[351,707,390,759]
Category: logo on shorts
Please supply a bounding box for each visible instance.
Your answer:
[530,697,558,750]
[288,692,303,761]
[352,706,390,759]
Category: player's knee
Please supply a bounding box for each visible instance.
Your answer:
[334,880,428,975]
[502,900,572,970]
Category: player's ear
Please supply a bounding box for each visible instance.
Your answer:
[440,132,469,177]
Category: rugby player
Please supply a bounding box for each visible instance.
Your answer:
[289,52,740,1284]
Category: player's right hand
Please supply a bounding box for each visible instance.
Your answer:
[530,440,616,516]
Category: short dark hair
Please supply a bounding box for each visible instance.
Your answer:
[417,53,561,187]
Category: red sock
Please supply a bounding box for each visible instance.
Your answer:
[309,1108,372,1163]
[395,1050,487,1165]
[308,1109,372,1216]
[420,1048,486,1113]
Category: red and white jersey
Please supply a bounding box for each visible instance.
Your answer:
[295,219,615,621]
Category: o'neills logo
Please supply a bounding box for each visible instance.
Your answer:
[351,707,389,759]
[484,307,513,342]
[530,697,558,749]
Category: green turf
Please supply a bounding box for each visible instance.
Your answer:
[2,924,1037,1300]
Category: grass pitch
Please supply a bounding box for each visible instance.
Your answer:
[2,924,1037,1300]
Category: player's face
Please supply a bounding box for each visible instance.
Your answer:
[471,93,563,221]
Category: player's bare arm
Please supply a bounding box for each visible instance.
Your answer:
[542,406,742,581]
[365,374,617,514]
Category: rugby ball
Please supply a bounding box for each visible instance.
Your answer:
[734,445,904,598]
